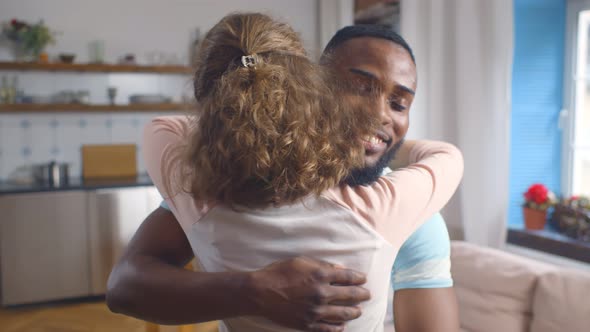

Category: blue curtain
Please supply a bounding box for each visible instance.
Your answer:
[509,0,566,227]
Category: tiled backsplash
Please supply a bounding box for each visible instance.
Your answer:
[0,112,176,180]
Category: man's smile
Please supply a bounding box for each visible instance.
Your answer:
[362,131,392,155]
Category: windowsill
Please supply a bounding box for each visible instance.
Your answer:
[507,227,590,264]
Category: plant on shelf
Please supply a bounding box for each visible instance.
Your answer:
[522,183,556,230]
[1,19,56,62]
[550,195,590,242]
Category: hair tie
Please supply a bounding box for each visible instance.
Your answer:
[241,54,257,68]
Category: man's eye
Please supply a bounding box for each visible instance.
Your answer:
[389,98,406,111]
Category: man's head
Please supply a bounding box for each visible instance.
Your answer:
[321,25,417,186]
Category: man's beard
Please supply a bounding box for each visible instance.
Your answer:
[344,139,404,187]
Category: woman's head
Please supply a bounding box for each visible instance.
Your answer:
[170,13,377,207]
[193,13,307,101]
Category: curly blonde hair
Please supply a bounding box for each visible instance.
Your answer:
[165,13,377,208]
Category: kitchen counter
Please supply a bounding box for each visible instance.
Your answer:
[0,182,161,305]
[0,174,154,195]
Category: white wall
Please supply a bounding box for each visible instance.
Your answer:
[0,0,319,180]
[0,0,320,62]
[318,0,354,56]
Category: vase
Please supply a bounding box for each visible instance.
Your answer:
[12,43,39,62]
[523,207,547,230]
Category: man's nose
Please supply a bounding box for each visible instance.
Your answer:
[377,98,392,126]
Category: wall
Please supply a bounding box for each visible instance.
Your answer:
[0,0,319,180]
[509,0,565,226]
[0,0,319,62]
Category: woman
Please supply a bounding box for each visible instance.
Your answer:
[144,13,463,332]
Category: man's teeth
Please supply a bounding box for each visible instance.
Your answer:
[366,136,383,144]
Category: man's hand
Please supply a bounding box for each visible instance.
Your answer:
[250,257,370,332]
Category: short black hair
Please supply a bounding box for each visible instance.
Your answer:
[322,25,415,64]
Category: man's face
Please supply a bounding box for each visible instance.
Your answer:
[327,37,417,169]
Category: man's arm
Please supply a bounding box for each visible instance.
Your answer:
[393,288,459,332]
[107,207,371,332]
[390,214,460,332]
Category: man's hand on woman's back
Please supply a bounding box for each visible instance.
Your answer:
[107,207,370,332]
[252,256,370,331]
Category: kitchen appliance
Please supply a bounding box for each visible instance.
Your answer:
[87,187,161,295]
[33,161,70,187]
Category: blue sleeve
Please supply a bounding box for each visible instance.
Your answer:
[160,200,170,210]
[391,213,453,290]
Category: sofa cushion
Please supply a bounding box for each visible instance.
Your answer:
[451,241,555,332]
[530,269,590,332]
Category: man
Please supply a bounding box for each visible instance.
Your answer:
[107,25,459,332]
[321,26,459,332]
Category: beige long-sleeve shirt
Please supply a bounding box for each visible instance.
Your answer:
[143,116,463,332]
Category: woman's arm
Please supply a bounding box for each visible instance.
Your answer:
[382,140,463,244]
[326,140,463,247]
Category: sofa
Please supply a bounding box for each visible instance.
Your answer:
[165,241,590,332]
[450,241,590,332]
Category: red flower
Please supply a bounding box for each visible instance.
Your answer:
[10,19,17,26]
[524,183,549,204]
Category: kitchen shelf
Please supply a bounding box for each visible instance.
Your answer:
[0,103,189,113]
[0,61,192,74]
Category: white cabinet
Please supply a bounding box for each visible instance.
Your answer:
[0,186,161,305]
[0,191,90,305]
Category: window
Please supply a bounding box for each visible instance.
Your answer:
[564,0,590,197]
[506,0,590,263]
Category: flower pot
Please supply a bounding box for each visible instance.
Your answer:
[523,207,547,230]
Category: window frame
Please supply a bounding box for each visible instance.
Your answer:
[563,0,590,197]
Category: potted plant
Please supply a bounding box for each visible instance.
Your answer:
[550,195,590,242]
[523,183,555,230]
[1,19,56,62]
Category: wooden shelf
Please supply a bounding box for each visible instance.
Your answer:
[0,103,189,113]
[0,61,192,74]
